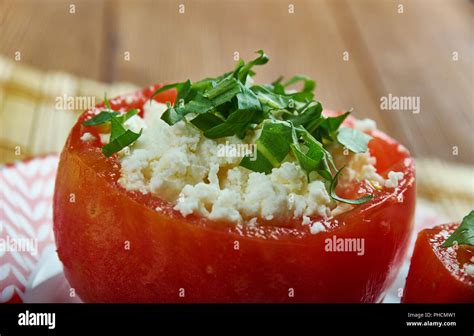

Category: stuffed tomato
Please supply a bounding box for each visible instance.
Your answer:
[53,52,415,303]
[402,221,474,303]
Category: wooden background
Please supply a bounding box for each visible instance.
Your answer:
[0,0,473,165]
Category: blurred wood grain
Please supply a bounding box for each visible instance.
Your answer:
[0,0,472,165]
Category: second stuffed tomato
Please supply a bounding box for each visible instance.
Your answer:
[54,54,415,303]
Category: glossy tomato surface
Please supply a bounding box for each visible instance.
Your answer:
[402,224,474,303]
[53,85,416,302]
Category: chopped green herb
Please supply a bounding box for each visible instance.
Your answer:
[337,127,372,153]
[240,122,293,174]
[161,103,183,125]
[83,111,118,126]
[109,116,127,142]
[235,50,269,83]
[104,94,112,110]
[204,108,255,139]
[118,108,139,123]
[190,112,224,131]
[82,95,142,156]
[102,129,142,157]
[203,76,241,107]
[315,111,350,141]
[283,75,316,93]
[442,211,474,247]
[176,80,192,104]
[290,126,324,175]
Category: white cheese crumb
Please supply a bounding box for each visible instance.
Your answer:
[99,133,110,144]
[385,171,404,188]
[80,132,96,142]
[310,221,326,235]
[354,118,376,133]
[209,189,243,222]
[340,152,382,184]
[302,216,312,226]
[155,206,162,212]
[464,264,474,276]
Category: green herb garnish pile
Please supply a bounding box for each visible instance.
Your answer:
[84,50,374,204]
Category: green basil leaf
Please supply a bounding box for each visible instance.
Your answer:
[237,50,269,83]
[203,76,241,107]
[161,105,183,125]
[315,111,351,141]
[240,121,292,174]
[286,102,323,127]
[181,93,214,114]
[116,108,139,124]
[204,109,254,139]
[252,86,291,110]
[109,116,127,142]
[190,112,224,131]
[104,94,112,110]
[291,126,333,181]
[102,129,142,157]
[236,83,261,113]
[283,75,316,92]
[176,79,192,104]
[161,93,214,125]
[82,111,119,126]
[337,127,372,153]
[443,211,474,247]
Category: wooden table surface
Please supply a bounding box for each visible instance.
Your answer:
[0,0,473,165]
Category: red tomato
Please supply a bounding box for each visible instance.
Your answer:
[53,85,415,302]
[402,224,474,303]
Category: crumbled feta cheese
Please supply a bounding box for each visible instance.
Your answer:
[385,171,404,188]
[209,189,243,222]
[354,118,376,133]
[464,263,474,276]
[99,133,110,144]
[80,132,96,142]
[340,151,384,185]
[302,216,312,226]
[310,221,326,235]
[118,100,397,225]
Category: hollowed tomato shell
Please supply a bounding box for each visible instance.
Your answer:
[402,223,474,303]
[53,85,416,302]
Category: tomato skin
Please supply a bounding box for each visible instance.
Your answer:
[53,86,416,303]
[402,224,474,303]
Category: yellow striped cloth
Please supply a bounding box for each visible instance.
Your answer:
[0,56,138,162]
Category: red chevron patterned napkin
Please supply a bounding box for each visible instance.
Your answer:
[0,155,59,303]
